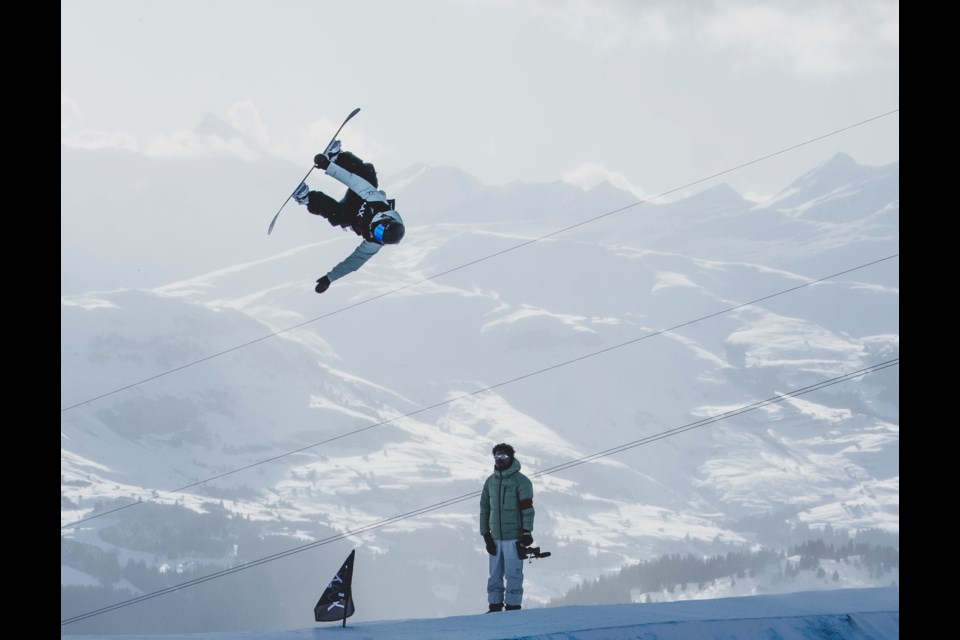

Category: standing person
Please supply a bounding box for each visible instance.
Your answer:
[479,443,535,612]
[291,141,405,294]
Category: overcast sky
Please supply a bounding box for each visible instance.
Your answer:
[61,0,898,202]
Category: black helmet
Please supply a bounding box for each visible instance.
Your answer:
[372,218,405,245]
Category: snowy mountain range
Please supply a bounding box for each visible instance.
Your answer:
[60,120,898,635]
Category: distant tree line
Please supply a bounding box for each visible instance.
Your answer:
[61,498,899,632]
[548,531,899,607]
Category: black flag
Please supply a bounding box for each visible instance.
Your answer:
[314,549,356,625]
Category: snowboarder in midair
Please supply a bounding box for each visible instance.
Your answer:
[480,443,535,612]
[292,141,405,293]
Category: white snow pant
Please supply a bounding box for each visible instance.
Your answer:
[487,539,524,606]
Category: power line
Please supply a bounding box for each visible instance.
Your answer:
[59,108,900,413]
[61,109,900,625]
[532,359,899,477]
[61,253,898,529]
[61,358,898,626]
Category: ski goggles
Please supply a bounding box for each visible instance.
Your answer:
[373,222,388,243]
[494,453,511,462]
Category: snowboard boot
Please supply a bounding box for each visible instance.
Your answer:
[486,603,504,613]
[292,182,310,205]
[325,139,342,162]
[505,604,522,611]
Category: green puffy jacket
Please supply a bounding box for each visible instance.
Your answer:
[479,458,535,540]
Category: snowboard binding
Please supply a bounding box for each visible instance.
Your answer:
[517,544,551,560]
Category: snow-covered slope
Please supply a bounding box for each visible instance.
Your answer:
[62,586,899,640]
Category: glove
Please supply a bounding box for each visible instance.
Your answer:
[315,276,331,294]
[520,530,533,546]
[482,532,496,556]
[314,140,341,169]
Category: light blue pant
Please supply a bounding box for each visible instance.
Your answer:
[487,538,524,606]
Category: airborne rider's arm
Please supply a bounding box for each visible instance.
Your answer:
[326,240,382,282]
[325,162,389,204]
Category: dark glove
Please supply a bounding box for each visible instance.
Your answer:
[314,153,330,170]
[520,530,533,546]
[482,532,496,556]
[315,276,331,294]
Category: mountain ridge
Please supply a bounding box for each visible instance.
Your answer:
[61,148,898,633]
